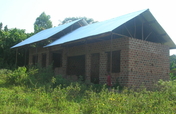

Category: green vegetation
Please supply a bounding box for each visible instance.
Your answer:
[0,66,176,114]
[59,17,97,25]
[170,55,176,80]
[34,12,53,33]
[0,25,32,68]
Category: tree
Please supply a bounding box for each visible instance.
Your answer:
[34,12,52,33]
[0,22,2,30]
[4,25,8,32]
[0,26,29,68]
[170,55,176,70]
[59,17,97,25]
[170,55,176,80]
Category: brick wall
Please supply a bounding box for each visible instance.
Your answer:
[28,37,170,88]
[127,38,170,88]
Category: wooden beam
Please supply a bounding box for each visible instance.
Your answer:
[78,21,81,26]
[145,32,152,41]
[24,48,27,66]
[35,45,38,64]
[15,48,18,67]
[142,22,144,40]
[110,33,113,76]
[124,25,133,38]
[112,32,128,38]
[85,39,88,81]
[71,25,73,32]
[134,19,136,38]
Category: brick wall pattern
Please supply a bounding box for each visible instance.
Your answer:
[28,37,170,88]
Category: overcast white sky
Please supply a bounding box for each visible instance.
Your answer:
[0,0,176,54]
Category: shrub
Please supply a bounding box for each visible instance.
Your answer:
[3,66,176,113]
[27,65,55,87]
[5,67,28,85]
[0,69,12,80]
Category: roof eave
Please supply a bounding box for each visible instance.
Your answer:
[141,9,176,49]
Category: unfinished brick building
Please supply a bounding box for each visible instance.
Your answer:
[12,9,176,88]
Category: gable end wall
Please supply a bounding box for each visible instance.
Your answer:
[127,38,170,88]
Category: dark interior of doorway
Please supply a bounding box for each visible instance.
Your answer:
[52,53,62,69]
[67,55,85,81]
[91,53,100,84]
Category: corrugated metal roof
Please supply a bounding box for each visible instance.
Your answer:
[12,9,176,49]
[45,9,148,47]
[11,19,82,48]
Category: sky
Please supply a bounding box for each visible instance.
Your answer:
[0,0,176,54]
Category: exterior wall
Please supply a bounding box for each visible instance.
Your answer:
[60,37,129,85]
[29,47,52,66]
[28,37,129,85]
[28,37,170,88]
[127,38,170,88]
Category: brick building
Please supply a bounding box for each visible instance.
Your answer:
[12,9,176,88]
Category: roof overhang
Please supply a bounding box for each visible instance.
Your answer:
[11,19,88,49]
[45,9,176,49]
[139,9,176,49]
[12,9,176,49]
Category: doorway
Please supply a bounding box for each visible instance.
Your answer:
[91,53,100,84]
[67,55,85,81]
[52,53,62,69]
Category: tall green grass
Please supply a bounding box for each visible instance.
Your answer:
[1,67,176,113]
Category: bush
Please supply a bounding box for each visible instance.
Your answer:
[3,65,74,89]
[3,66,176,113]
[5,67,28,85]
[0,69,12,79]
[27,65,54,87]
[3,65,55,87]
[1,72,176,113]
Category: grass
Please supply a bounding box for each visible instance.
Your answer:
[1,67,176,113]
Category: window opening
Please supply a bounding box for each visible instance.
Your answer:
[32,55,38,65]
[67,55,85,81]
[52,53,62,68]
[42,53,46,67]
[107,50,120,73]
